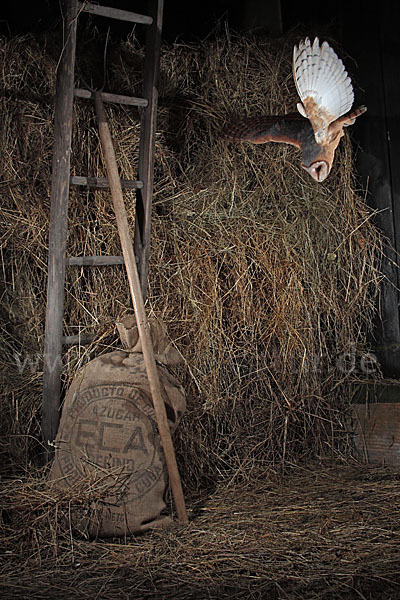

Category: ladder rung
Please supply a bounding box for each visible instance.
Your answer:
[74,88,148,107]
[63,333,97,345]
[79,2,153,25]
[66,255,124,266]
[70,176,143,189]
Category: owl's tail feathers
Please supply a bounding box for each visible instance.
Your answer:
[326,105,367,140]
[342,105,367,127]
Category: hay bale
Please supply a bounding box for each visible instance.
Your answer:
[0,31,382,489]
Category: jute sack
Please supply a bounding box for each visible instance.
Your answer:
[49,317,186,537]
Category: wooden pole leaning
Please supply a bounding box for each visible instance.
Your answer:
[94,91,189,525]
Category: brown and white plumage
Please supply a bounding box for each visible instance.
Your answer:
[223,37,366,182]
[293,37,354,144]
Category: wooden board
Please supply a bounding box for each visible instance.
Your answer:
[74,88,148,107]
[353,402,400,466]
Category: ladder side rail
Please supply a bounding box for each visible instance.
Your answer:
[134,0,164,300]
[42,0,78,456]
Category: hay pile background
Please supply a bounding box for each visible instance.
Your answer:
[1,30,399,599]
[0,32,382,479]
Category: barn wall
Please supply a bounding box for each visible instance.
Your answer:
[343,1,400,378]
[343,1,400,466]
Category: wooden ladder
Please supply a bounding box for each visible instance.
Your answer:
[42,0,163,454]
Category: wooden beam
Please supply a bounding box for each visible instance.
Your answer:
[42,0,78,457]
[134,0,164,300]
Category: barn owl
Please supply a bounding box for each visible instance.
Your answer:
[223,37,366,182]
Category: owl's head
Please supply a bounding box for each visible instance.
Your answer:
[301,106,367,182]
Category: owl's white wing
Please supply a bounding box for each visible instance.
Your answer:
[293,37,354,144]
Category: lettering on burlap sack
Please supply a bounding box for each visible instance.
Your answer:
[49,318,185,537]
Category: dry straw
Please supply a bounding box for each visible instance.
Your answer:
[0,31,383,480]
[1,463,399,598]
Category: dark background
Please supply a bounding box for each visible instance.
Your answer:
[2,0,400,376]
[0,1,390,43]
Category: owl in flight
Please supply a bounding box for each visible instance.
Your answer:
[223,37,366,182]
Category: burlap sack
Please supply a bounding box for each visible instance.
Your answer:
[49,317,186,537]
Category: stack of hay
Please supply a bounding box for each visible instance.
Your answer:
[0,31,381,490]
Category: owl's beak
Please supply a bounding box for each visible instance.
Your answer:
[302,161,329,182]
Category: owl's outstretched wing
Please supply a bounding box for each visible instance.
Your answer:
[222,114,307,147]
[293,37,364,144]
